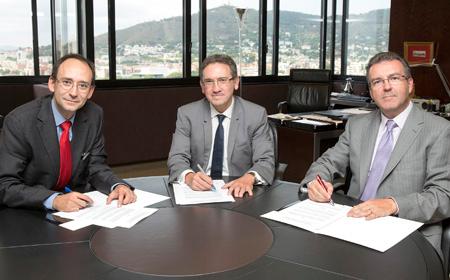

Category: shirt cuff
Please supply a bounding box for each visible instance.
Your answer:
[179,169,195,184]
[248,171,266,185]
[43,193,60,210]
[386,196,399,215]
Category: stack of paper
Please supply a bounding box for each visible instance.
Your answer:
[173,180,235,205]
[54,189,170,231]
[261,199,423,252]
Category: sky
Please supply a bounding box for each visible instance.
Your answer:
[0,0,390,47]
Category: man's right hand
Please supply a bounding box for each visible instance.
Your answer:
[307,179,333,203]
[185,172,213,191]
[52,192,94,212]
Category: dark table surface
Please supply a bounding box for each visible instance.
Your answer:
[0,176,444,280]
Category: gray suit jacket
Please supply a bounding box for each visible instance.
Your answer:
[300,105,450,254]
[0,95,128,209]
[168,96,275,184]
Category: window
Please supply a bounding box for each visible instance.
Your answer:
[0,0,33,76]
[54,0,78,59]
[206,0,259,76]
[278,1,322,75]
[93,0,109,79]
[37,0,52,75]
[345,0,390,75]
[115,0,183,79]
[0,0,391,79]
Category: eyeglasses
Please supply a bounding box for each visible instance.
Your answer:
[202,77,234,88]
[55,78,93,92]
[369,74,409,88]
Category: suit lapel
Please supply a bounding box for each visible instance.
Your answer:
[380,106,423,184]
[227,97,241,161]
[36,96,60,182]
[202,99,212,168]
[359,111,381,193]
[71,106,89,177]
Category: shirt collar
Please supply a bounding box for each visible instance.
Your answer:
[210,96,234,120]
[51,97,75,127]
[380,101,413,129]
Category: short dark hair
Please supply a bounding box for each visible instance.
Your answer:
[50,54,96,86]
[366,51,411,82]
[200,54,237,80]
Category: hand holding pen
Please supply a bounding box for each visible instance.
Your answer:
[184,164,214,191]
[305,175,335,206]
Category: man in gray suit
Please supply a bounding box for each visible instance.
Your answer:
[168,54,275,197]
[0,54,136,212]
[302,51,450,255]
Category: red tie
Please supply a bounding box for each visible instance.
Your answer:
[55,120,72,190]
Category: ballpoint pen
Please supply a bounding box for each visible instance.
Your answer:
[196,164,216,191]
[316,175,334,206]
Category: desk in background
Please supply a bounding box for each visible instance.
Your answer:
[0,176,444,280]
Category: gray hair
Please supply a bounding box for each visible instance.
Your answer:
[200,54,238,80]
[366,51,411,82]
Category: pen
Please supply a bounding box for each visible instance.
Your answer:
[316,175,334,206]
[196,164,215,191]
[64,186,72,193]
[81,152,90,160]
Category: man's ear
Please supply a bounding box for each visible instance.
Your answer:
[47,77,55,92]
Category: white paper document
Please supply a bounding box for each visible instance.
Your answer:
[173,180,235,205]
[55,189,169,230]
[261,199,423,252]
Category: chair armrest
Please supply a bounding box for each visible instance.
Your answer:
[277,101,287,113]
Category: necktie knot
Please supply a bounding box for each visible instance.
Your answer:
[217,114,225,124]
[60,120,72,131]
[386,119,396,133]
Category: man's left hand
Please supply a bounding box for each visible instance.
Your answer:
[347,198,397,220]
[107,184,137,207]
[223,173,255,198]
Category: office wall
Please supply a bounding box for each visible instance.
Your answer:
[93,83,287,165]
[0,83,286,165]
[390,0,450,103]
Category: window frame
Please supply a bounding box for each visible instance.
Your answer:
[0,0,388,85]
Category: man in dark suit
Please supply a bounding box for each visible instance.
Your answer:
[0,54,136,212]
[302,52,450,255]
[168,54,275,197]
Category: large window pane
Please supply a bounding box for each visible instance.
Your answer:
[207,0,259,77]
[94,0,109,79]
[54,0,78,59]
[37,0,52,75]
[346,0,390,75]
[279,1,322,75]
[115,0,183,79]
[266,1,273,74]
[0,0,33,76]
[191,1,199,76]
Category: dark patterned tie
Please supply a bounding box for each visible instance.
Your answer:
[210,114,225,179]
[55,120,72,190]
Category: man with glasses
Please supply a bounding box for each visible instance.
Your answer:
[300,51,450,256]
[168,54,275,197]
[0,54,136,212]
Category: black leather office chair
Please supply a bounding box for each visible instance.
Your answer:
[33,83,52,98]
[441,218,450,277]
[278,68,332,113]
[268,121,287,182]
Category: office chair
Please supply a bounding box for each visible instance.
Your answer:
[278,68,332,113]
[33,83,52,98]
[0,114,3,130]
[268,120,287,182]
